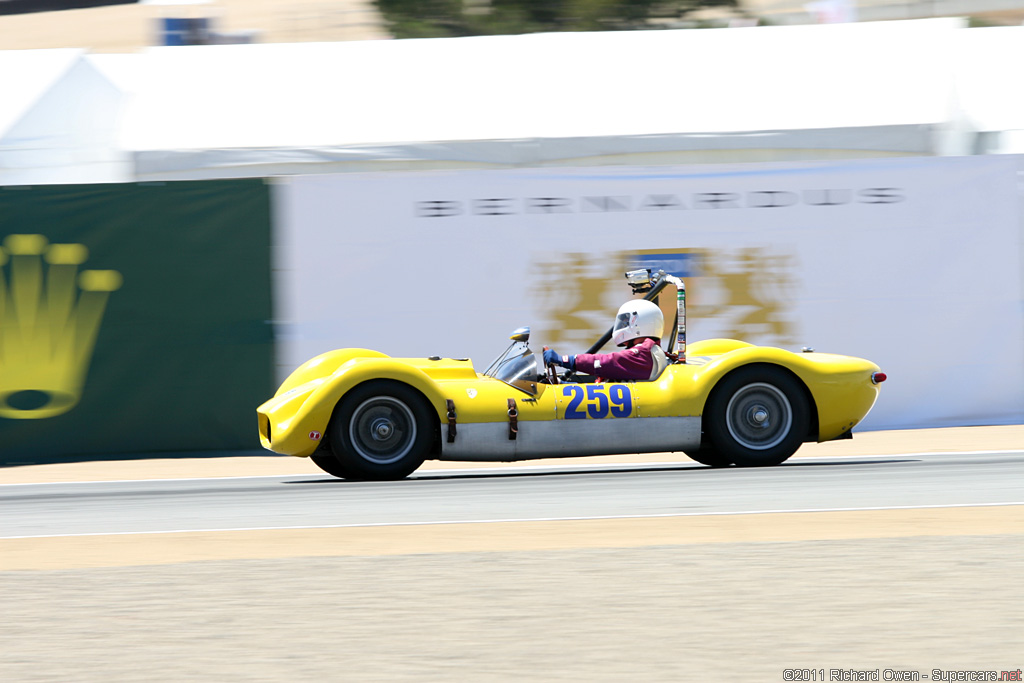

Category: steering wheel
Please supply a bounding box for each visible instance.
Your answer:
[542,347,578,385]
[546,362,559,385]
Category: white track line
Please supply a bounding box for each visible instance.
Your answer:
[4,501,1023,540]
[2,450,1021,487]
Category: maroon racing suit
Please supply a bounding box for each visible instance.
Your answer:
[573,337,660,381]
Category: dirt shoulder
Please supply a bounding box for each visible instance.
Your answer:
[2,425,1021,485]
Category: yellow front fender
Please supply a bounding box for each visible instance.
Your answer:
[259,356,454,457]
[274,348,389,397]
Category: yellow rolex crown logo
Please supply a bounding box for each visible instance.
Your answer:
[0,234,122,419]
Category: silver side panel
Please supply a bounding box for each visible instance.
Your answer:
[438,416,701,462]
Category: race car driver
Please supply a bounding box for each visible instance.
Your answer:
[543,299,666,381]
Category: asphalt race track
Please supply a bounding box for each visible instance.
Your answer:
[3,451,1022,538]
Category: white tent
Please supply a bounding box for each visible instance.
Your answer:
[118,18,965,180]
[0,49,130,185]
[952,26,1024,154]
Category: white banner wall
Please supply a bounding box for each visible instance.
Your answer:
[274,156,1024,431]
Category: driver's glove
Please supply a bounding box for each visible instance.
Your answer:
[543,347,576,370]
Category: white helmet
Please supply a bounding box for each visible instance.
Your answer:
[611,299,663,347]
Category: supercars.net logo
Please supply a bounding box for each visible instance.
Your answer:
[0,234,122,420]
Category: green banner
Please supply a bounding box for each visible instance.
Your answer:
[0,180,273,464]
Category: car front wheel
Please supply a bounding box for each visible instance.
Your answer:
[310,452,354,479]
[329,380,434,480]
[705,366,809,467]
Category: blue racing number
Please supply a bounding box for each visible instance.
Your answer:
[609,384,631,418]
[563,385,585,419]
[586,385,608,419]
[562,384,632,419]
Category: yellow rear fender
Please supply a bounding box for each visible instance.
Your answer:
[632,345,810,419]
[275,348,389,397]
[690,354,818,440]
[687,345,807,405]
[688,345,880,441]
[686,338,755,356]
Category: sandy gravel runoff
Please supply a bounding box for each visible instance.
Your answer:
[2,536,1022,681]
[2,425,1022,681]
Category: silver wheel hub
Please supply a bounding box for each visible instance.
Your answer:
[349,397,417,465]
[749,406,770,426]
[371,418,394,440]
[725,383,793,451]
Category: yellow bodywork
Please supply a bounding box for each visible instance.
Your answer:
[257,339,881,459]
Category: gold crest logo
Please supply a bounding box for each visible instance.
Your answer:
[0,234,122,419]
[530,247,798,350]
[694,247,799,348]
[529,252,624,350]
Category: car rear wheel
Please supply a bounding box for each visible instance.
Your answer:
[329,380,433,480]
[683,443,733,468]
[705,366,809,467]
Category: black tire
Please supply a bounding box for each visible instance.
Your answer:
[705,365,809,467]
[310,452,354,479]
[329,380,433,480]
[683,443,733,468]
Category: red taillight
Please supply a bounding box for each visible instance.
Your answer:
[872,372,887,384]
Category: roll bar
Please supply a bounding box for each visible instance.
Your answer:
[584,271,684,355]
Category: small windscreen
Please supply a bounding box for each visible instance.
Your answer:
[483,348,538,395]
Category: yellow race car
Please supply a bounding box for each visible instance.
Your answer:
[257,271,885,479]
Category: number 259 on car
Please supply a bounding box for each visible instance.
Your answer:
[561,384,632,419]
